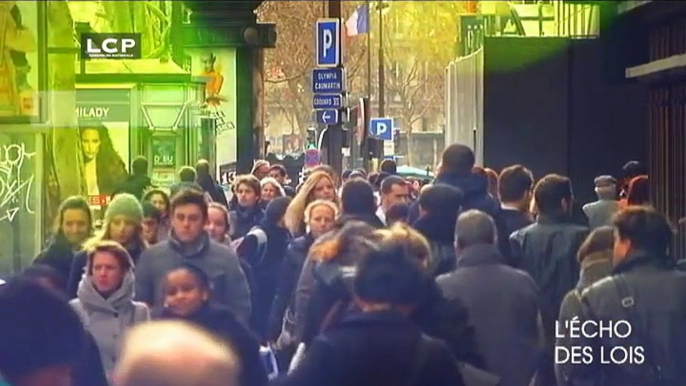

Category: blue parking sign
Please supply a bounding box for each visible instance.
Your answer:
[316,19,342,67]
[370,118,394,141]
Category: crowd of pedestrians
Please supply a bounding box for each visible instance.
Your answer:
[1,145,685,386]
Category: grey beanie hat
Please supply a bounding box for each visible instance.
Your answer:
[105,193,143,224]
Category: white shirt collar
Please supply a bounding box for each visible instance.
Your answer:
[501,203,519,211]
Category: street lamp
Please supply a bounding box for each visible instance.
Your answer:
[376,0,390,116]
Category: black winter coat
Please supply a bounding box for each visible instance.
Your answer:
[239,220,291,341]
[510,214,588,386]
[268,234,314,341]
[273,310,465,386]
[410,278,486,370]
[413,214,458,277]
[157,305,268,386]
[493,208,532,266]
[33,234,77,286]
[115,175,153,200]
[407,171,500,224]
[74,330,109,386]
[229,205,266,240]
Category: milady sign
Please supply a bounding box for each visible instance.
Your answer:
[75,105,129,121]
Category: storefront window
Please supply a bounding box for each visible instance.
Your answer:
[0,1,45,122]
[185,48,238,170]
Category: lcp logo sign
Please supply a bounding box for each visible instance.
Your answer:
[81,33,141,59]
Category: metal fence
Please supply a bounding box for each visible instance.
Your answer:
[444,48,484,166]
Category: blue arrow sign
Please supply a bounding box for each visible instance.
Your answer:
[316,19,342,67]
[312,68,346,94]
[316,109,340,125]
[370,117,394,141]
[313,94,344,109]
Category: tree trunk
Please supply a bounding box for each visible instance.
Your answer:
[48,1,83,201]
[102,1,133,34]
[404,114,414,166]
[132,1,154,57]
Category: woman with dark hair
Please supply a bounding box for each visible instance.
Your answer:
[79,122,129,197]
[143,188,170,241]
[34,196,93,283]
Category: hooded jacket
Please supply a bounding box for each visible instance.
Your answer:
[434,171,500,217]
[69,266,150,377]
[407,171,500,224]
[67,244,145,299]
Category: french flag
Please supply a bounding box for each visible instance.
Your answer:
[345,4,370,37]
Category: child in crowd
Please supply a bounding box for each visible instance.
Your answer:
[156,264,269,386]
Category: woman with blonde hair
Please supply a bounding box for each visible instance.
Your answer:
[284,171,340,236]
[261,176,286,204]
[270,200,339,349]
[67,193,148,297]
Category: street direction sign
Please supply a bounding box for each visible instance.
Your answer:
[316,109,340,125]
[370,117,394,141]
[313,94,344,109]
[312,68,346,94]
[316,19,342,67]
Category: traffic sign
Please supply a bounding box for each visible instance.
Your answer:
[305,148,320,167]
[312,68,346,94]
[370,117,394,141]
[316,109,340,125]
[313,94,344,109]
[316,19,342,67]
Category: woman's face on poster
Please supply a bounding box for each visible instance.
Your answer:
[81,128,101,161]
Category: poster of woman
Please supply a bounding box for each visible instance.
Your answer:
[79,122,129,198]
[0,1,38,117]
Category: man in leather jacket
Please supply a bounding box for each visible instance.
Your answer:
[558,206,686,386]
[510,174,589,386]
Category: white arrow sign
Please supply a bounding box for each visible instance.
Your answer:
[317,109,339,124]
[323,111,333,123]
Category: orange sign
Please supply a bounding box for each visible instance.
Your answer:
[88,194,111,207]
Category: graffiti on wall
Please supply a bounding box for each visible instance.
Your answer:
[0,143,35,222]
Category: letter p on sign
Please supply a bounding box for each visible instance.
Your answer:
[323,30,333,55]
